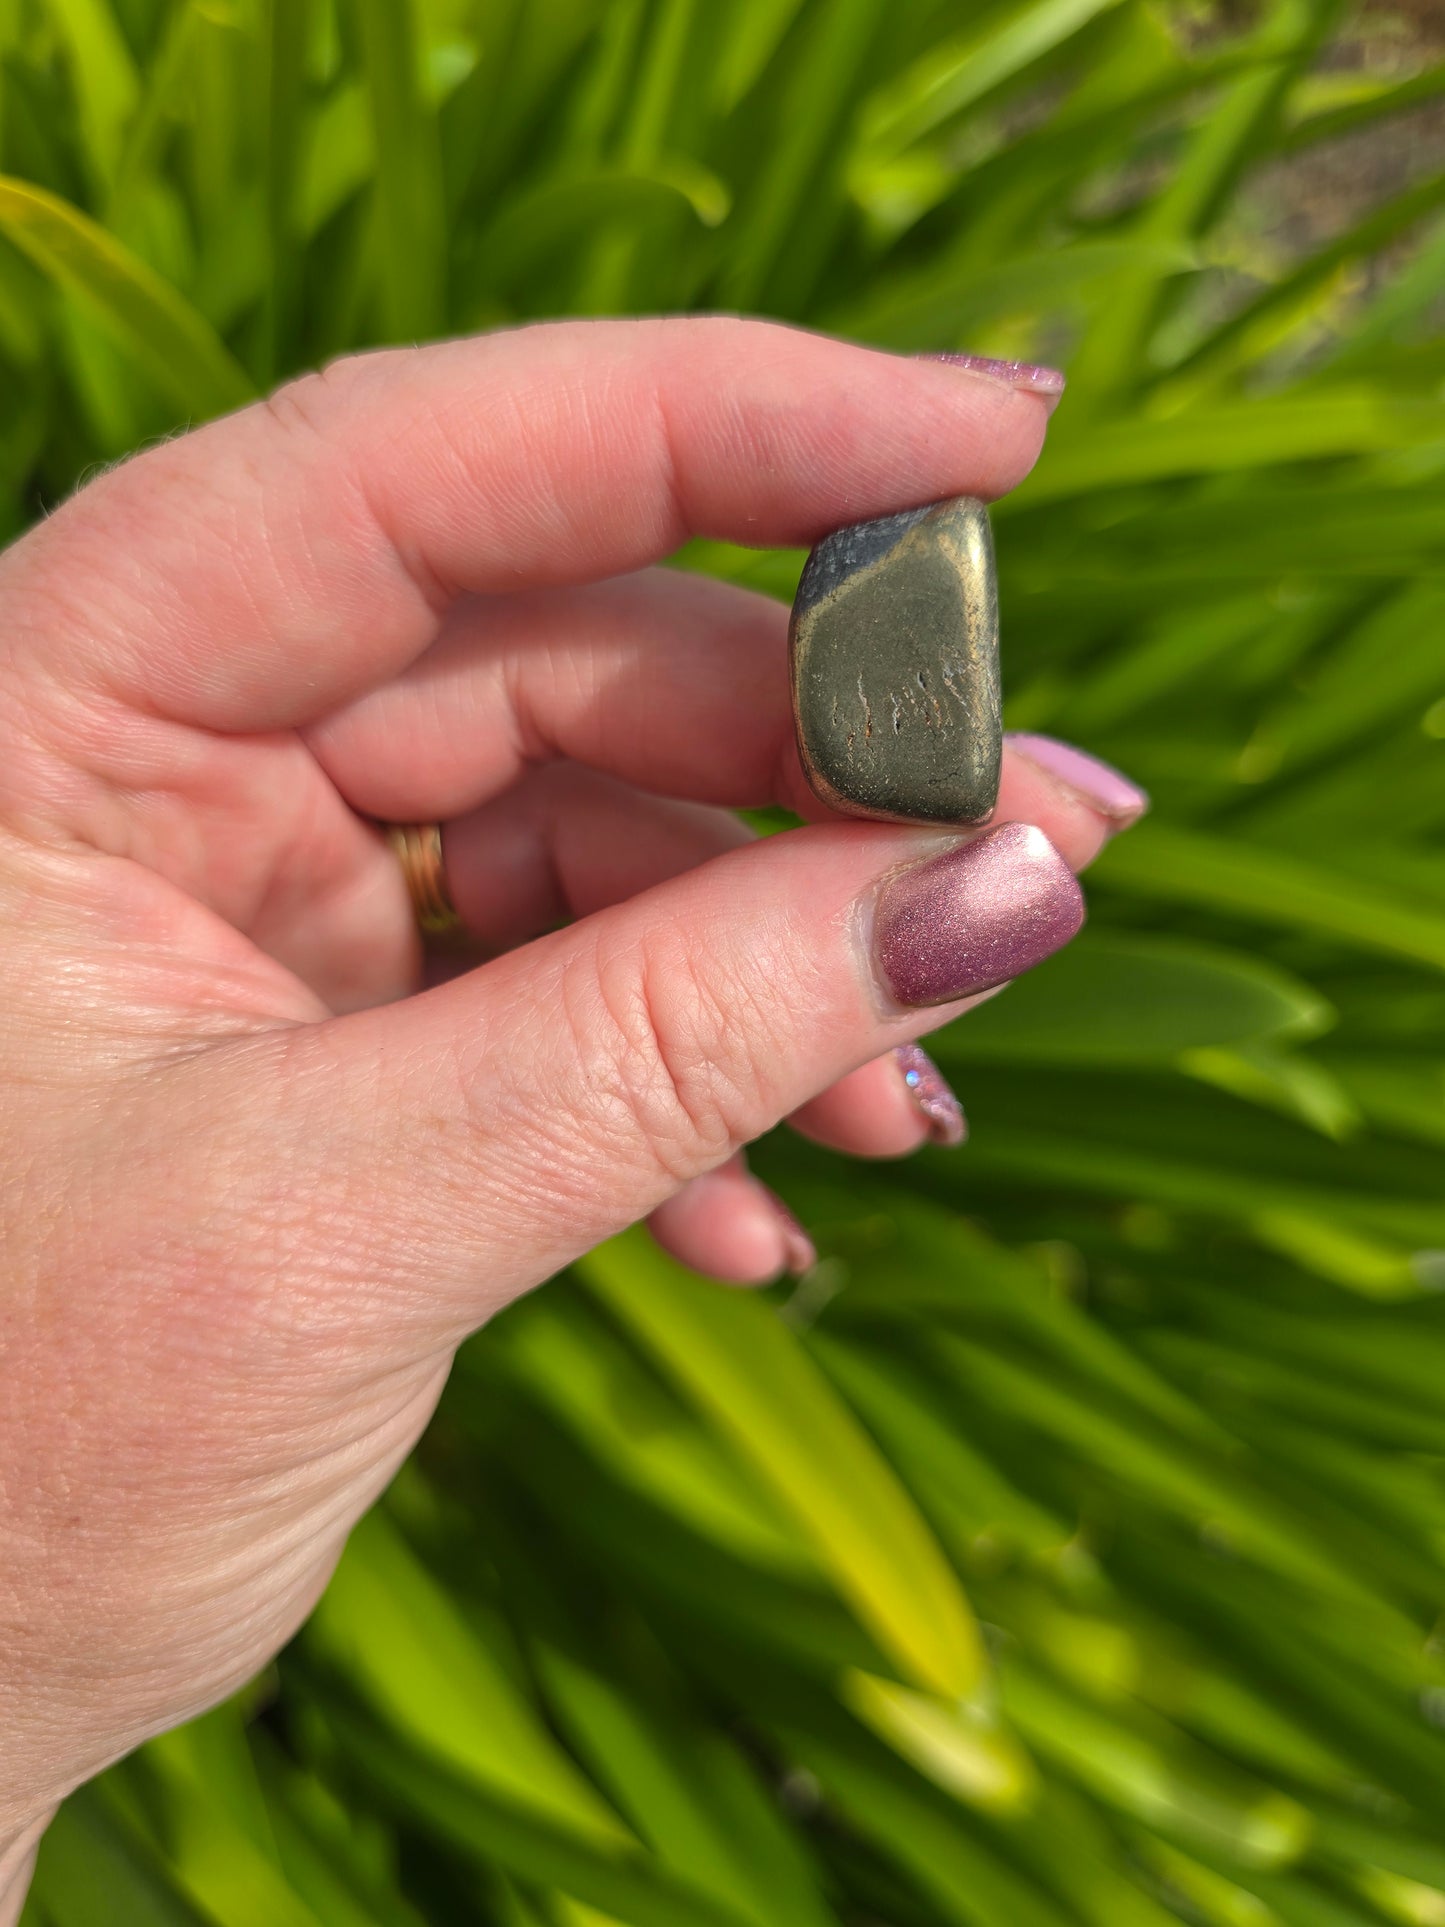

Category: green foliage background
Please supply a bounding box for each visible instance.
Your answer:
[7,0,1445,1921]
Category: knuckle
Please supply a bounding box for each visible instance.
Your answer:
[259,357,356,442]
[578,926,763,1184]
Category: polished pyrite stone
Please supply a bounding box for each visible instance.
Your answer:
[789,496,1001,824]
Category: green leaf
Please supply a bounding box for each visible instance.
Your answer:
[1248,1211,1425,1301]
[1160,166,1445,393]
[45,0,140,187]
[580,1232,986,1699]
[1000,1662,1312,1869]
[1065,0,1344,408]
[0,231,46,365]
[491,1291,808,1573]
[257,0,311,382]
[0,176,253,417]
[823,1197,1233,1445]
[718,0,891,312]
[460,166,724,311]
[533,1641,838,1927]
[308,1512,631,1849]
[1093,822,1445,971]
[254,1740,429,1927]
[860,0,1127,158]
[931,1332,1384,1603]
[324,1710,757,1927]
[830,237,1196,349]
[839,1669,1039,1815]
[1231,583,1445,785]
[351,0,447,338]
[1179,1044,1361,1141]
[1015,390,1445,504]
[788,1723,1075,1927]
[129,1737,327,1927]
[941,932,1330,1066]
[811,1329,1070,1554]
[28,1787,211,1927]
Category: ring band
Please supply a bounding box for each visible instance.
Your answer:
[386,822,463,938]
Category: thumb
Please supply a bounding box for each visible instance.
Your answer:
[240,817,1084,1346]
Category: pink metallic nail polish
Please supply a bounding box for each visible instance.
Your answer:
[1007,732,1149,824]
[922,351,1066,400]
[894,1043,967,1147]
[874,821,1084,1008]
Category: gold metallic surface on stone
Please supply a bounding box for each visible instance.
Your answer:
[788,496,1002,826]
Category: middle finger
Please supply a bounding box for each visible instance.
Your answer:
[306,565,1142,887]
[305,567,806,824]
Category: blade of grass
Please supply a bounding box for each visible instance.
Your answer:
[810,1330,1070,1554]
[532,1639,838,1927]
[939,931,1330,1066]
[1160,168,1445,394]
[931,1332,1385,1605]
[1000,1659,1312,1870]
[1066,0,1346,409]
[828,237,1196,350]
[786,1723,1076,1927]
[257,0,310,382]
[308,1511,631,1849]
[0,176,252,416]
[45,0,140,190]
[1093,822,1445,973]
[319,1707,757,1927]
[839,1669,1040,1816]
[1013,390,1445,504]
[458,166,723,315]
[717,0,889,313]
[490,1290,808,1573]
[580,1231,986,1700]
[132,1736,328,1927]
[351,0,446,338]
[27,1785,212,1927]
[859,0,1127,161]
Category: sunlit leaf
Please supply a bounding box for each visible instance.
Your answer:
[942,931,1330,1065]
[1093,823,1445,971]
[28,1787,211,1927]
[308,1513,631,1848]
[580,1232,986,1699]
[352,0,447,338]
[1016,390,1445,503]
[0,176,252,417]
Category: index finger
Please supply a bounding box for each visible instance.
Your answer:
[2,318,1053,734]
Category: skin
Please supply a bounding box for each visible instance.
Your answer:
[0,318,1138,1916]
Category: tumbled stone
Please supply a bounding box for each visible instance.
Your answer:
[789,496,1001,825]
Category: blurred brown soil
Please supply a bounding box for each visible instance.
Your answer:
[1172,2,1445,358]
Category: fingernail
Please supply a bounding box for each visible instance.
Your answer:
[894,1043,967,1147]
[874,821,1084,1008]
[763,1190,816,1276]
[1007,732,1150,825]
[922,351,1067,404]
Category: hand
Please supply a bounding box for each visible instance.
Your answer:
[0,318,1142,1913]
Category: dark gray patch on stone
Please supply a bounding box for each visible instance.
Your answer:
[789,496,1001,825]
[793,505,935,617]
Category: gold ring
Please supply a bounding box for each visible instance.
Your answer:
[386,822,464,938]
